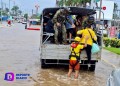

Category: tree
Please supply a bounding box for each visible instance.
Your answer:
[2,11,8,16]
[11,6,19,16]
[18,10,22,15]
[31,14,40,19]
[0,8,8,16]
[5,8,9,13]
[58,0,91,7]
[24,13,28,20]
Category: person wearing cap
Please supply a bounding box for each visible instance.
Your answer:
[43,13,53,32]
[52,8,75,44]
[68,37,87,79]
[77,16,97,67]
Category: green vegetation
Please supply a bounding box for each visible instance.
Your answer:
[31,14,40,19]
[11,6,22,16]
[103,37,120,48]
[58,0,91,7]
[103,37,120,55]
[110,38,119,47]
[103,37,110,47]
[104,47,120,55]
[0,8,9,16]
[24,13,28,20]
[0,5,22,16]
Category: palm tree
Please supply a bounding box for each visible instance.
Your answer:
[4,8,9,15]
[11,6,19,16]
[18,10,22,15]
[5,8,9,13]
[24,13,28,20]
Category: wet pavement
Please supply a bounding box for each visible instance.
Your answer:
[0,23,40,86]
[0,23,120,86]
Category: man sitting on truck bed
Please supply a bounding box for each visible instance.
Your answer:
[52,7,75,44]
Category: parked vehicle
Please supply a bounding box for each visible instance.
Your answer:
[22,20,27,24]
[18,20,22,23]
[40,7,103,71]
[26,19,40,30]
[98,25,107,35]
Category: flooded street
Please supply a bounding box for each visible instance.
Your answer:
[36,58,114,86]
[0,23,40,86]
[0,23,120,86]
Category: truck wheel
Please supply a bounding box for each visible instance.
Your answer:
[81,65,88,70]
[89,65,95,71]
[41,59,47,68]
[41,64,46,68]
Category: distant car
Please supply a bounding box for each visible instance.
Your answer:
[26,19,40,30]
[98,26,107,35]
[17,20,22,23]
[99,29,107,35]
[22,21,27,24]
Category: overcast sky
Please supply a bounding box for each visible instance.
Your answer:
[0,0,120,15]
[1,0,56,15]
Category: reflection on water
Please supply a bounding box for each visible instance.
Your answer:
[34,66,107,86]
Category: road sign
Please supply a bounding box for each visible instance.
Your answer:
[102,6,106,10]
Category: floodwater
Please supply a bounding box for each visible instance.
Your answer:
[35,60,113,86]
[0,23,120,86]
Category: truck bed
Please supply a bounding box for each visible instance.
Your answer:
[41,44,101,60]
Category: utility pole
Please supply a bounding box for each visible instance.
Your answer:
[13,0,15,15]
[4,3,6,9]
[32,9,33,16]
[35,4,39,15]
[99,0,102,20]
[13,0,15,6]
[9,0,10,15]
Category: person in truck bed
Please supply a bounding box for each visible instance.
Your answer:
[77,16,97,67]
[52,7,75,44]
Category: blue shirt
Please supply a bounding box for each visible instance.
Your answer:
[65,15,74,29]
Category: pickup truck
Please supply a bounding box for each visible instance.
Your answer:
[40,7,102,71]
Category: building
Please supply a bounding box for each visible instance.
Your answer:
[91,0,118,28]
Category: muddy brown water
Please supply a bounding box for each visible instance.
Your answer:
[0,23,119,86]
